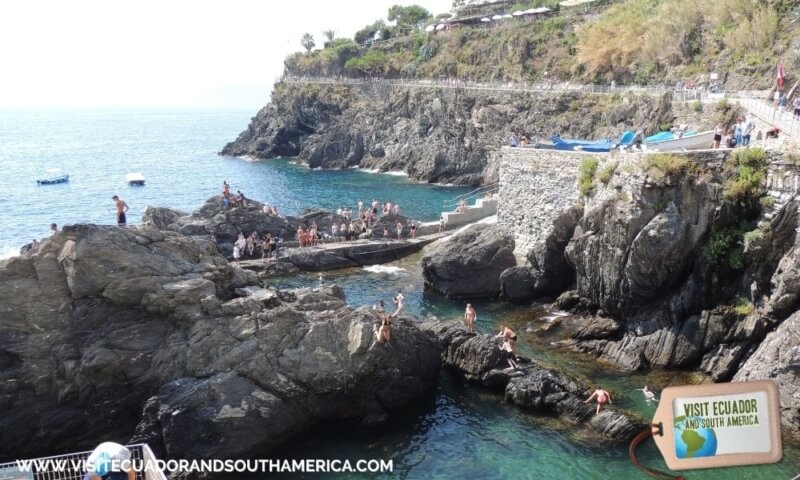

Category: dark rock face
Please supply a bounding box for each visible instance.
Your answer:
[500,266,536,302]
[528,206,582,296]
[422,224,516,298]
[0,225,441,459]
[733,311,800,438]
[420,320,644,442]
[221,83,675,185]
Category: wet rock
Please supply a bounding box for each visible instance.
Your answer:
[422,224,516,298]
[500,266,536,302]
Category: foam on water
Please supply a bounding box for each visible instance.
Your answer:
[362,265,407,275]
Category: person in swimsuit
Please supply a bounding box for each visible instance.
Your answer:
[396,221,403,240]
[112,196,129,227]
[391,290,404,318]
[499,337,518,369]
[439,215,445,233]
[269,235,277,259]
[464,303,477,333]
[585,387,612,415]
[410,222,417,239]
[495,325,517,342]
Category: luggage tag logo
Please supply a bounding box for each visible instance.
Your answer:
[630,380,782,478]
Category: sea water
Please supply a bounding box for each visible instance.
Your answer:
[269,255,800,480]
[0,108,469,256]
[1,109,798,479]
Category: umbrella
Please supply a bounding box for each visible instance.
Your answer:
[425,25,435,32]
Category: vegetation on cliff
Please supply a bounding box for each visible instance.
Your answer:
[285,0,798,88]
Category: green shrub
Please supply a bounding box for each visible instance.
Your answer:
[716,99,729,112]
[691,100,703,112]
[704,225,747,269]
[743,227,766,252]
[723,148,767,202]
[597,162,618,184]
[759,196,775,209]
[617,191,631,202]
[733,297,755,316]
[579,157,600,196]
[646,153,696,178]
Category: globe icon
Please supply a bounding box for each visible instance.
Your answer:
[673,416,718,458]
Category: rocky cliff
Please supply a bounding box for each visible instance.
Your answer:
[0,224,441,459]
[221,82,676,185]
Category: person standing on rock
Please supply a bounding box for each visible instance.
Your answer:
[112,196,129,227]
[585,387,612,415]
[439,215,445,233]
[464,303,477,333]
[396,221,403,240]
[410,221,417,239]
[499,337,519,369]
[391,290,404,318]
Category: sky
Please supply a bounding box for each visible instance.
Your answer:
[0,0,453,110]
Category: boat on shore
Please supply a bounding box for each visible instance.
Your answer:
[551,134,613,152]
[644,130,714,151]
[37,168,69,185]
[126,172,146,186]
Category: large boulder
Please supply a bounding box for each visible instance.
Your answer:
[733,311,800,438]
[420,319,644,442]
[422,224,516,298]
[0,224,441,460]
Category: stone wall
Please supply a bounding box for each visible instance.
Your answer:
[497,146,730,258]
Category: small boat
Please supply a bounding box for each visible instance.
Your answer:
[551,134,613,153]
[126,172,146,186]
[37,168,69,185]
[644,130,715,151]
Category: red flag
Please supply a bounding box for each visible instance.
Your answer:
[777,61,785,88]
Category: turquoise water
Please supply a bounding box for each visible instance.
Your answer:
[0,109,469,256]
[270,256,800,479]
[2,109,797,479]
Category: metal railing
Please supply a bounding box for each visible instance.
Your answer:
[283,75,710,100]
[0,444,167,480]
[442,183,499,210]
[736,93,800,138]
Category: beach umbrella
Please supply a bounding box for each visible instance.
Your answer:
[425,25,435,32]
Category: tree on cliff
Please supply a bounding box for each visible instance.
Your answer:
[388,4,431,30]
[301,33,315,52]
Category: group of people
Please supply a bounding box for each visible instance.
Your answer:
[232,231,279,265]
[508,132,531,147]
[221,181,248,208]
[713,116,755,149]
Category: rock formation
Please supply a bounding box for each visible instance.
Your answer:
[221,83,675,185]
[421,224,516,298]
[420,319,643,442]
[733,311,800,437]
[0,224,441,459]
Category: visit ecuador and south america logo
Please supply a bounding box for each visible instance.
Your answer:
[673,397,763,458]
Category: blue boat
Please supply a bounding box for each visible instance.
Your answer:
[551,134,613,152]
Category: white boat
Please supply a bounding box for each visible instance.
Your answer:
[37,168,69,185]
[644,130,715,151]
[126,172,146,186]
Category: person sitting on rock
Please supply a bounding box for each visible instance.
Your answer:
[499,337,518,369]
[372,316,391,348]
[585,387,612,415]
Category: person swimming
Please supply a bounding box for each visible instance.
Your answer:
[585,387,612,415]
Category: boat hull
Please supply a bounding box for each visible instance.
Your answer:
[644,131,715,151]
[37,175,69,185]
